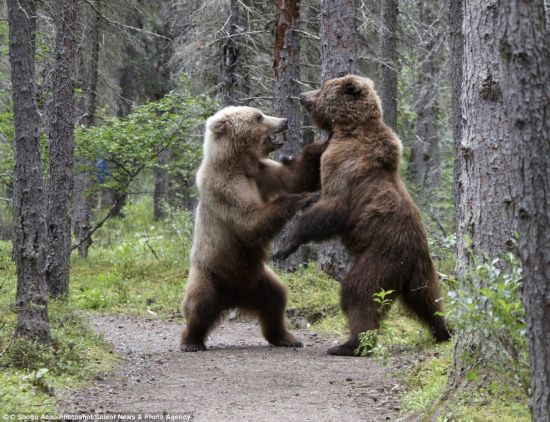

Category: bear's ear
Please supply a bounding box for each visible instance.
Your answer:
[209,117,232,135]
[343,82,361,97]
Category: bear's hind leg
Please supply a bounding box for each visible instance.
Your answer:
[328,300,382,356]
[328,262,388,356]
[255,267,303,348]
[402,279,451,342]
[180,272,225,352]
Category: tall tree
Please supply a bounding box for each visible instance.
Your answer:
[8,0,51,344]
[497,1,550,418]
[450,0,463,233]
[378,0,398,130]
[46,0,77,298]
[273,0,305,271]
[220,0,248,106]
[409,0,441,201]
[73,0,102,258]
[450,0,514,387]
[318,0,357,279]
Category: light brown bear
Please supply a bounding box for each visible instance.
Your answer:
[181,105,326,352]
[274,75,451,356]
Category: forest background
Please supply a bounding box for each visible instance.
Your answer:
[0,0,549,420]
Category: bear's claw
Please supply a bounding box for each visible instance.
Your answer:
[181,342,207,352]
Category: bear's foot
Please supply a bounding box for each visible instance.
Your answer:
[269,335,303,348]
[181,342,207,352]
[327,343,357,356]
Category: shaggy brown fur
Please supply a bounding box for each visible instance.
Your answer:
[274,75,451,356]
[181,106,325,352]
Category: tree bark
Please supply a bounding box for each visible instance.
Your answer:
[46,0,77,299]
[318,0,357,279]
[497,1,550,418]
[450,0,515,387]
[8,0,51,344]
[273,0,309,271]
[450,0,463,234]
[378,0,398,130]
[409,0,440,202]
[73,0,101,258]
[220,0,248,107]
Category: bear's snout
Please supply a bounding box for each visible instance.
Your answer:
[299,90,317,110]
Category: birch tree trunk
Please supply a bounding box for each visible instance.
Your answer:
[46,0,77,298]
[8,0,51,344]
[378,0,398,130]
[273,0,307,271]
[318,0,356,279]
[497,1,550,418]
[450,0,515,387]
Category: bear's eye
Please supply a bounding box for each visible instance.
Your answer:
[256,114,263,122]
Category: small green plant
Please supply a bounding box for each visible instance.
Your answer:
[21,368,54,396]
[355,289,397,357]
[355,330,378,356]
[373,289,395,313]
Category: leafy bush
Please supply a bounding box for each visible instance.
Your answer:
[446,253,529,393]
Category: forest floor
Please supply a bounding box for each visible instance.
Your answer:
[58,314,415,421]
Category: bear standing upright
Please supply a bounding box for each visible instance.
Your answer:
[181,106,326,352]
[274,75,451,356]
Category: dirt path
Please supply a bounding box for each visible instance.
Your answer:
[59,315,408,421]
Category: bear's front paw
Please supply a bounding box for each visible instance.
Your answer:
[272,246,295,261]
[280,155,295,166]
[181,342,207,352]
[298,191,321,210]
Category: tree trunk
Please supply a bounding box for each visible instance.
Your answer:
[450,0,514,387]
[378,0,398,130]
[8,0,51,344]
[450,0,463,234]
[497,1,550,418]
[273,0,309,271]
[46,0,77,299]
[318,0,357,279]
[153,149,170,221]
[73,0,101,258]
[220,0,248,106]
[409,0,440,202]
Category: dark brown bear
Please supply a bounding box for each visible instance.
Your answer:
[181,106,326,352]
[274,75,451,356]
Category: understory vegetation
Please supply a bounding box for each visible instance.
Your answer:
[0,197,529,419]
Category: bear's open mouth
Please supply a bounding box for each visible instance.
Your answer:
[268,130,287,149]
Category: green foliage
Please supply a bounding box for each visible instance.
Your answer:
[76,80,216,200]
[0,78,217,205]
[399,344,530,421]
[446,253,529,394]
[373,288,395,313]
[400,348,450,415]
[356,330,378,357]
